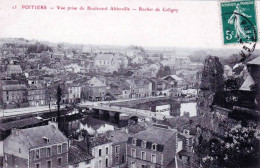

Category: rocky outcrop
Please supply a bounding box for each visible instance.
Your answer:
[197,56,226,138]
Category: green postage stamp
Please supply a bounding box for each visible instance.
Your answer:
[220,0,258,44]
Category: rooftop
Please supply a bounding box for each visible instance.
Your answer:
[68,145,93,165]
[2,84,27,91]
[6,65,22,72]
[247,56,260,65]
[0,117,43,131]
[131,126,177,145]
[4,124,67,148]
[89,135,112,147]
[95,54,114,61]
[107,130,130,143]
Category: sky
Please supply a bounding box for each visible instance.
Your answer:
[0,0,259,49]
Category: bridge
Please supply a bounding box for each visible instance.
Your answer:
[79,103,173,120]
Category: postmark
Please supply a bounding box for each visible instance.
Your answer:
[220,0,258,45]
[220,0,258,62]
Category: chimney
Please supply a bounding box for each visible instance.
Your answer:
[48,121,58,129]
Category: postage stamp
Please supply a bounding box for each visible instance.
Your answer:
[220,0,258,44]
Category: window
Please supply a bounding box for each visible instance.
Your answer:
[131,161,136,168]
[141,141,146,148]
[152,143,157,151]
[57,145,62,154]
[35,163,40,168]
[35,149,40,159]
[57,158,62,166]
[47,147,51,157]
[131,148,136,158]
[115,145,120,154]
[99,149,102,156]
[121,154,125,163]
[186,139,190,147]
[105,158,108,167]
[47,160,51,168]
[151,154,156,163]
[98,160,102,168]
[106,147,109,155]
[132,139,137,146]
[141,151,146,160]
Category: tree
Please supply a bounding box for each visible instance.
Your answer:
[196,125,259,168]
[56,85,62,128]
[156,66,171,78]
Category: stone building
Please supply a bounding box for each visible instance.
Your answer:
[127,126,179,168]
[3,123,68,168]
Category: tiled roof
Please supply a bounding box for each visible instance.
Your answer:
[68,145,93,165]
[247,56,260,65]
[88,77,106,87]
[2,84,27,91]
[239,74,255,91]
[89,135,111,147]
[0,117,43,131]
[107,130,130,143]
[131,126,177,145]
[128,123,147,134]
[95,54,114,61]
[4,125,67,148]
[164,75,183,81]
[6,65,22,72]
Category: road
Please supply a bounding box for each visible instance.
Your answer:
[0,105,65,118]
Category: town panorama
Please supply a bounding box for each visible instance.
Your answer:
[0,38,259,168]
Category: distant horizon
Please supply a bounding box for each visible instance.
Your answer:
[2,37,259,52]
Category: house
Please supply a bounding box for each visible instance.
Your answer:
[67,83,81,103]
[94,54,119,72]
[84,77,106,101]
[150,79,170,96]
[28,84,46,107]
[127,126,180,168]
[68,140,94,168]
[163,75,187,96]
[107,130,130,167]
[3,123,68,168]
[89,135,113,168]
[1,84,28,108]
[6,65,22,76]
[127,78,152,98]
[50,52,66,60]
[177,132,194,166]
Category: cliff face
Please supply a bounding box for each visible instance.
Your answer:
[197,56,227,138]
[200,56,224,92]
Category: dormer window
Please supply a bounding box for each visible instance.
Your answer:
[132,139,137,146]
[141,141,146,148]
[152,143,157,151]
[43,137,50,143]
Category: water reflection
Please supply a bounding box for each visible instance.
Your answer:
[60,114,128,138]
[180,102,197,117]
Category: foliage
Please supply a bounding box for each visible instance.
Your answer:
[195,125,258,168]
[156,66,171,78]
[26,44,53,54]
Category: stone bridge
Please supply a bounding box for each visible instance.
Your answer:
[80,103,173,121]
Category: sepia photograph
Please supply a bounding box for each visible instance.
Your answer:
[0,0,259,168]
